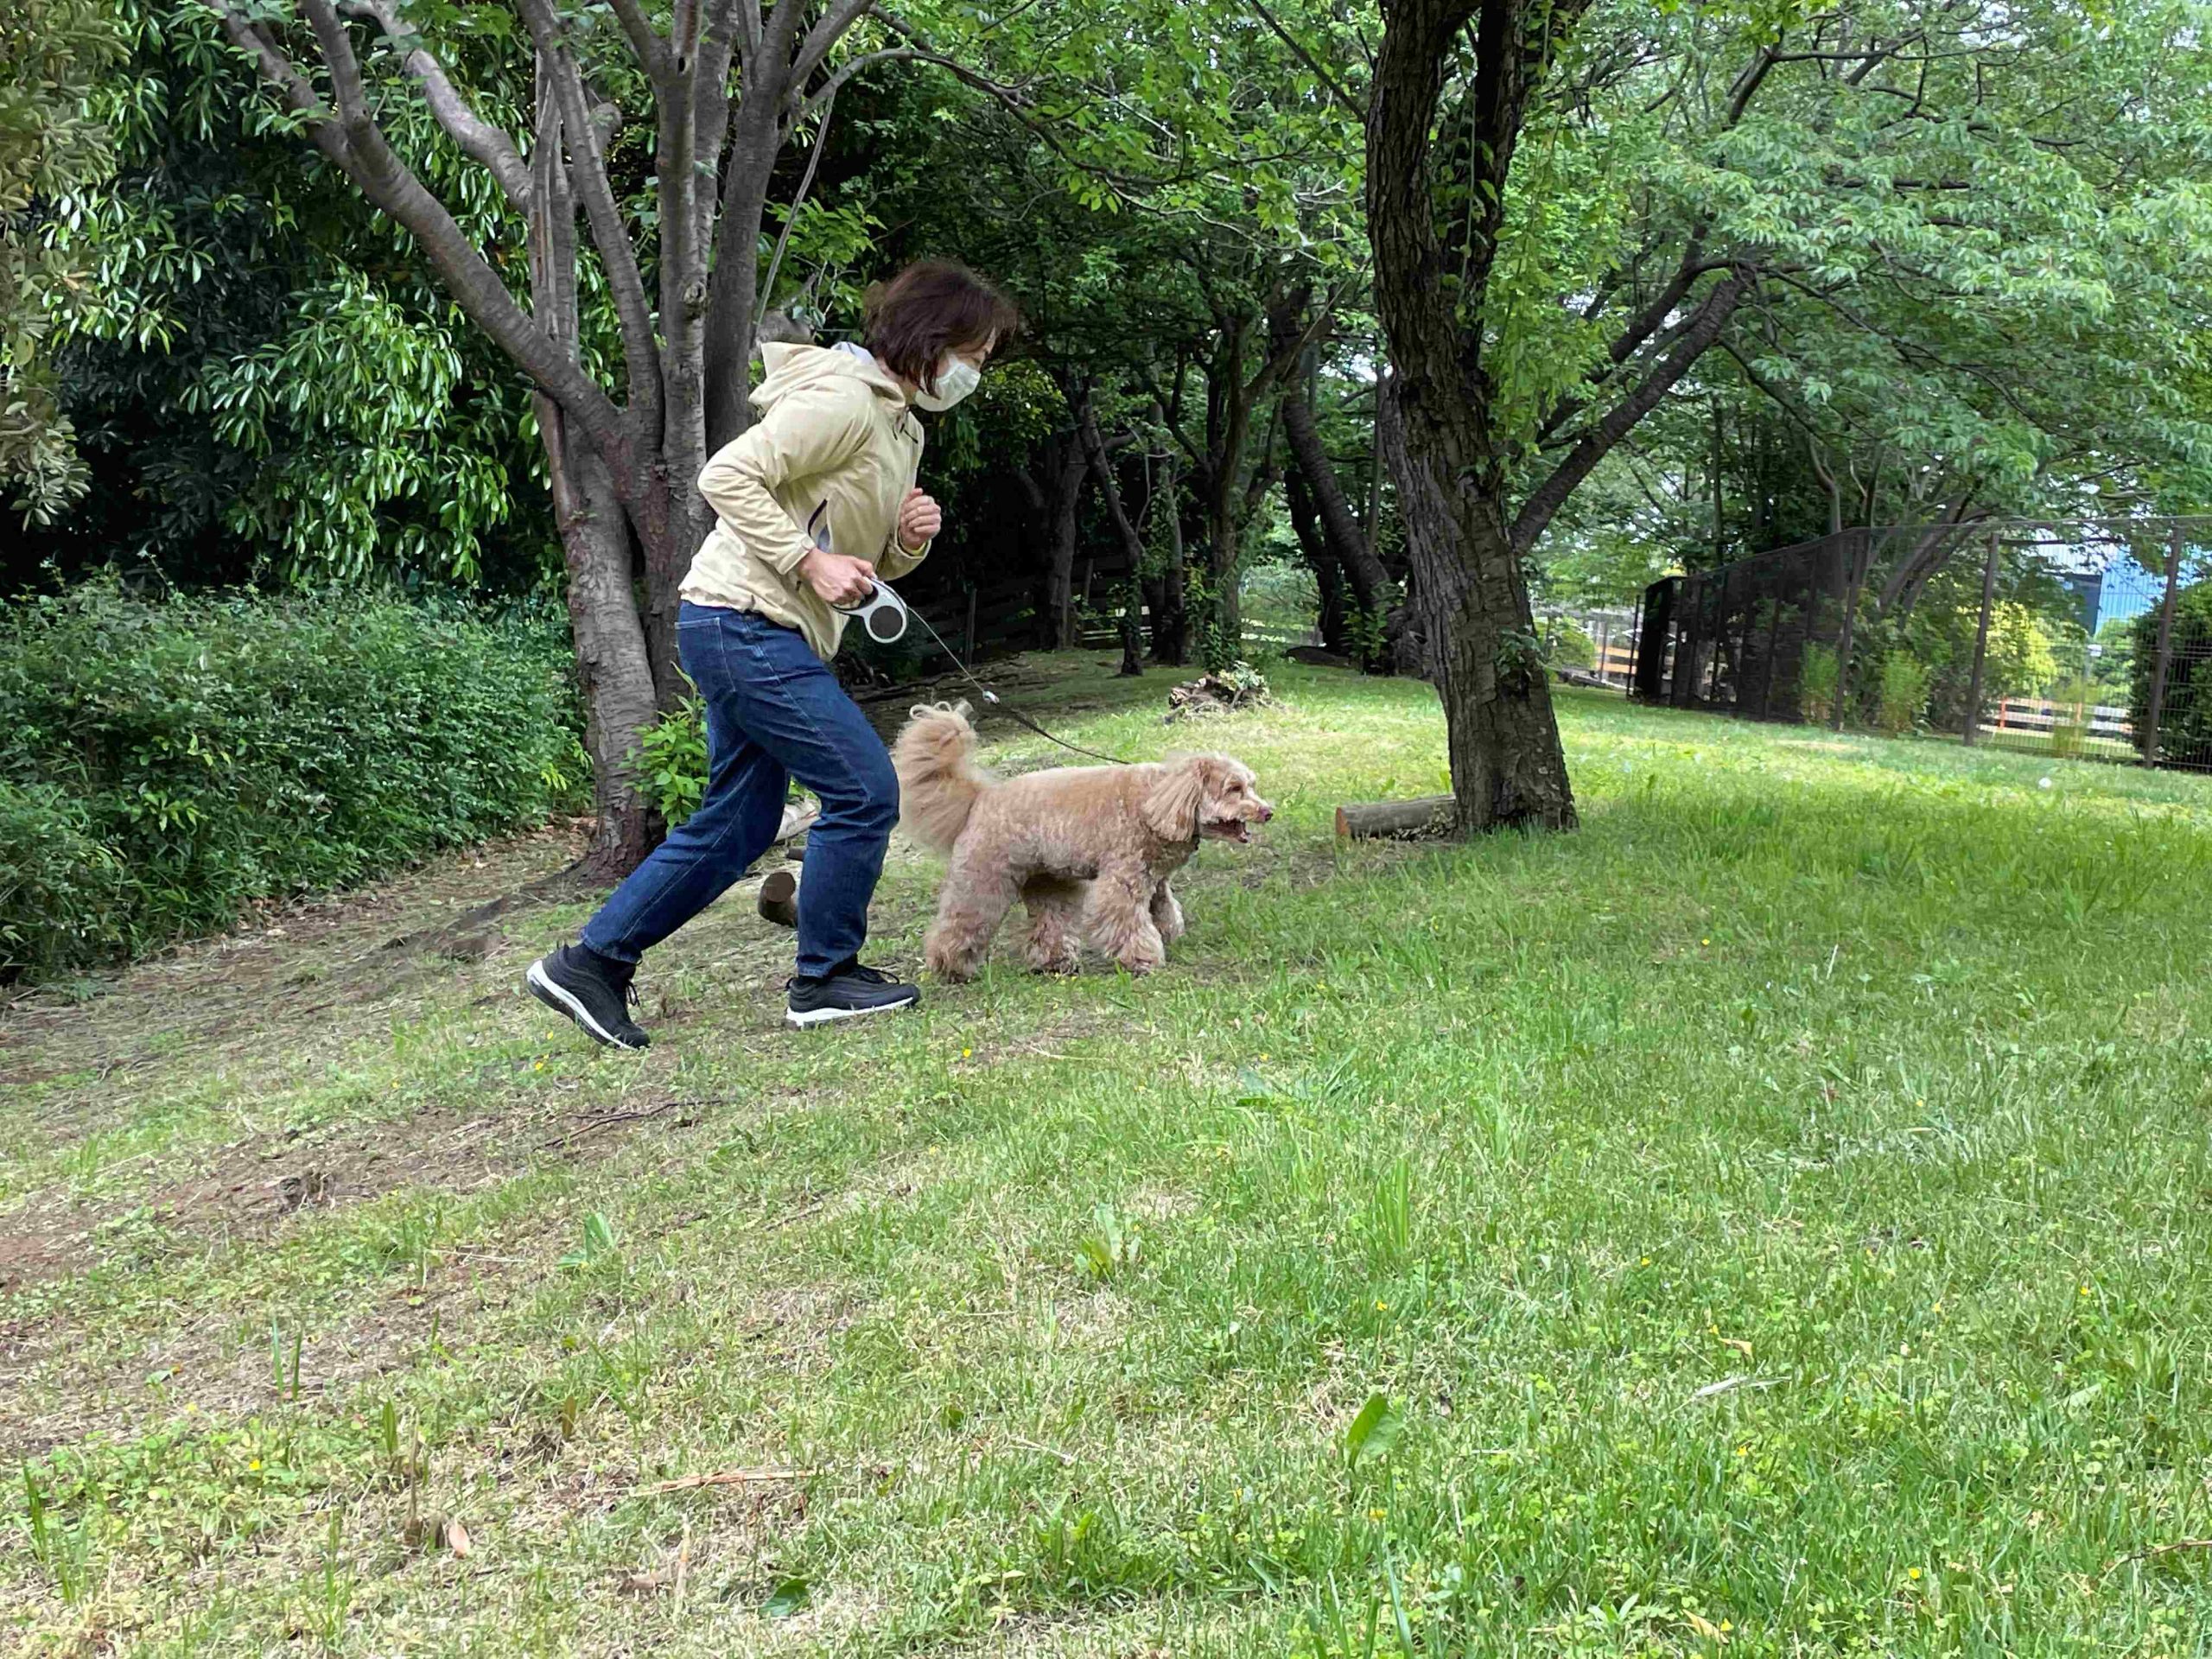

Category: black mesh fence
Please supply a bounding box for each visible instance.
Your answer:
[1632,518,2212,772]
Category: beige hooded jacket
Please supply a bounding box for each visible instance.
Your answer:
[680,342,930,659]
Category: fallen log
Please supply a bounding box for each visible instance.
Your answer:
[1553,665,1615,689]
[1335,796,1459,840]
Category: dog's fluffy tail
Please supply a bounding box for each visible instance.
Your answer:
[893,701,992,853]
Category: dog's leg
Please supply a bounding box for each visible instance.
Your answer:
[1083,861,1167,976]
[1150,880,1185,945]
[1022,877,1085,976]
[925,855,1020,983]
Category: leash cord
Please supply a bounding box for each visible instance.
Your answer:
[901,606,1134,766]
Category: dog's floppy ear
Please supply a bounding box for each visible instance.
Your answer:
[1141,756,1206,842]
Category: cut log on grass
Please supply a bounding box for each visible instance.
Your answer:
[758,868,798,930]
[1335,796,1459,840]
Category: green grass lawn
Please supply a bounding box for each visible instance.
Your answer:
[6,660,2212,1656]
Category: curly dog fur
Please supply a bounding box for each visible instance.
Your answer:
[893,702,1273,981]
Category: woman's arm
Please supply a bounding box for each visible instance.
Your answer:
[696,387,873,578]
[880,487,940,580]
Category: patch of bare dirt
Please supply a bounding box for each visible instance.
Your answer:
[0,1220,559,1462]
[0,821,589,1120]
[0,1083,720,1298]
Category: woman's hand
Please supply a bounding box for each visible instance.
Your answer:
[798,548,879,607]
[898,488,942,552]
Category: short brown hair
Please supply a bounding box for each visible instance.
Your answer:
[862,260,1020,397]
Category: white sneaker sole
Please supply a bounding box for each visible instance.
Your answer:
[785,993,920,1029]
[527,959,646,1050]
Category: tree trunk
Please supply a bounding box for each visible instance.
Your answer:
[1286,467,1350,654]
[1385,392,1578,832]
[1149,446,1189,665]
[209,0,913,883]
[623,484,692,708]
[1202,467,1243,646]
[1079,402,1151,677]
[541,398,659,879]
[701,101,779,454]
[1373,372,1422,677]
[1033,424,1088,649]
[1281,353,1392,620]
[1367,0,1584,833]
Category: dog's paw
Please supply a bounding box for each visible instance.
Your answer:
[925,948,981,984]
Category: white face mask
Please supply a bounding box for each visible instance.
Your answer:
[912,354,982,411]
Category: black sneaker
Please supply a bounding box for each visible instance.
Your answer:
[785,962,921,1028]
[526,943,651,1050]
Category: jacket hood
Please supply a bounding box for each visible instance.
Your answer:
[753,341,910,413]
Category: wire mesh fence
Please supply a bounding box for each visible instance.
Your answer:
[1632,518,2212,772]
[1535,607,1641,690]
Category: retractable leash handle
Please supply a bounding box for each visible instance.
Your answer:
[835,577,912,644]
[809,499,914,645]
[808,498,1130,765]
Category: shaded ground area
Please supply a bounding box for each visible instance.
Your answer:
[7,660,2212,1656]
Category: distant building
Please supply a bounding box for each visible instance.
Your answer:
[2032,543,2162,634]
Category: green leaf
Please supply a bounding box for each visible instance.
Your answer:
[559,1211,620,1271]
[762,1577,813,1618]
[1345,1391,1399,1470]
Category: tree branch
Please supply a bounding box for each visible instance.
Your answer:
[215,1,630,463]
[691,0,744,256]
[722,0,759,60]
[604,0,671,79]
[1133,364,1206,467]
[1249,0,1366,122]
[1510,264,1754,554]
[1724,41,1779,123]
[759,84,839,322]
[1241,274,1356,406]
[759,0,809,79]
[791,48,925,131]
[792,0,881,87]
[344,0,533,207]
[514,0,662,425]
[302,0,372,115]
[1534,239,1720,442]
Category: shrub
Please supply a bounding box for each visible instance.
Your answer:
[1876,652,1934,735]
[2048,676,2097,759]
[1544,618,1597,671]
[2130,578,2212,769]
[632,695,810,830]
[1800,643,1840,723]
[0,783,133,982]
[0,582,582,980]
[636,698,711,829]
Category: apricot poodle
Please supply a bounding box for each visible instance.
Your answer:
[892,702,1273,981]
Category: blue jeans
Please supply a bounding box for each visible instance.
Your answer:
[582,603,898,980]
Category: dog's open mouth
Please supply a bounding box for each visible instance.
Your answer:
[1203,816,1255,843]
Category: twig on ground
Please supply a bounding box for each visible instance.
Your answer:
[540,1096,713,1150]
[2135,1538,2212,1560]
[1685,1374,1782,1404]
[636,1466,817,1494]
[1007,1434,1077,1465]
[763,1198,828,1230]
